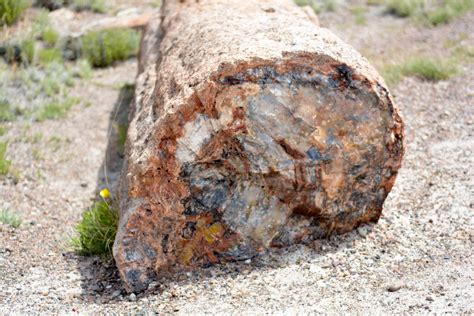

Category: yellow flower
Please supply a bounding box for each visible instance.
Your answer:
[100,188,110,199]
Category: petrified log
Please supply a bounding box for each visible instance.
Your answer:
[114,0,404,292]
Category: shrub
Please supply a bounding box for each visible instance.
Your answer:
[0,99,14,122]
[0,209,21,228]
[424,0,474,25]
[37,48,63,65]
[381,57,458,86]
[116,123,128,154]
[0,141,11,176]
[0,0,29,26]
[71,59,92,79]
[71,0,105,13]
[351,6,367,25]
[294,0,336,13]
[81,28,140,68]
[41,27,60,47]
[20,38,36,64]
[386,0,474,25]
[36,97,80,121]
[386,0,424,17]
[401,58,458,81]
[71,199,118,256]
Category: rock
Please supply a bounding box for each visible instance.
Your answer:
[111,290,121,299]
[387,282,404,292]
[114,0,404,292]
[128,293,137,302]
[357,226,369,238]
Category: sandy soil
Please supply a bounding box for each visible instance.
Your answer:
[0,2,473,314]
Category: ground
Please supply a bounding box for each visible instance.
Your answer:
[0,1,473,314]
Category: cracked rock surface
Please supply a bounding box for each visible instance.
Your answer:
[114,0,404,292]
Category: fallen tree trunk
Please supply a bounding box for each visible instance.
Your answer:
[114,0,404,292]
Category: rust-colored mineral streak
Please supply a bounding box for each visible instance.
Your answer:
[114,0,404,292]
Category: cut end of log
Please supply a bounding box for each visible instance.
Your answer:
[113,0,404,293]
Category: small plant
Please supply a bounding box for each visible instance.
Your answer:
[36,97,80,121]
[0,209,21,228]
[71,188,119,256]
[117,123,128,154]
[0,99,14,122]
[0,141,11,176]
[35,0,66,11]
[381,57,458,86]
[20,38,36,64]
[423,0,474,25]
[41,27,60,47]
[72,59,93,79]
[81,28,140,68]
[37,48,63,65]
[71,0,105,13]
[294,0,336,13]
[386,0,424,17]
[0,0,29,26]
[402,58,458,81]
[351,6,367,25]
[385,0,473,25]
[0,125,6,136]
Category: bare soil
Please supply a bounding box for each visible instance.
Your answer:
[0,2,472,314]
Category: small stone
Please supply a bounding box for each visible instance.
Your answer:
[244,259,251,264]
[387,282,404,292]
[41,290,49,296]
[129,293,137,302]
[111,290,121,298]
[426,296,434,302]
[147,282,158,290]
[357,226,368,238]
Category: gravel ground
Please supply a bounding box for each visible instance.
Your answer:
[0,3,473,314]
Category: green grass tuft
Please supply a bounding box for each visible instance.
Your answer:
[71,200,118,256]
[0,125,6,136]
[402,58,458,81]
[117,123,128,155]
[385,0,473,25]
[351,6,367,25]
[0,209,21,228]
[72,59,93,79]
[294,0,337,13]
[386,0,424,17]
[37,48,63,65]
[41,27,60,47]
[71,0,106,13]
[36,97,80,121]
[0,0,29,26]
[0,141,11,176]
[0,99,14,122]
[424,0,474,25]
[81,28,140,68]
[381,57,459,86]
[20,38,36,65]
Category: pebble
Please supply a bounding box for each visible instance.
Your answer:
[129,293,137,302]
[387,282,404,292]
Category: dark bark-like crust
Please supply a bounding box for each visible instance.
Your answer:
[114,0,404,292]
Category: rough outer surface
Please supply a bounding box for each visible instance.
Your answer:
[114,0,404,292]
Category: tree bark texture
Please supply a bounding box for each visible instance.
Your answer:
[114,0,405,292]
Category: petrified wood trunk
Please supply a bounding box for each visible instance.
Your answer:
[114,0,404,292]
